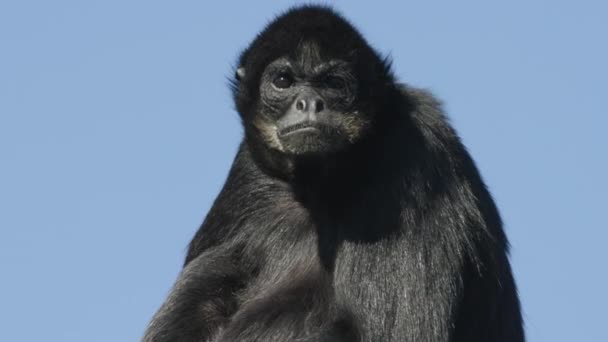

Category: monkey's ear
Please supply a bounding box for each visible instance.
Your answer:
[235,67,246,81]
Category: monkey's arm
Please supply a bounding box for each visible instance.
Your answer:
[142,246,252,342]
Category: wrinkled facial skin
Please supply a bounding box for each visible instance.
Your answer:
[252,44,371,156]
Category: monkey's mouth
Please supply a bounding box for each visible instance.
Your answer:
[278,122,322,137]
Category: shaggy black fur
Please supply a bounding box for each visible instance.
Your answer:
[143,5,524,342]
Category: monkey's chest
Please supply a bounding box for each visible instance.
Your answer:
[227,232,413,342]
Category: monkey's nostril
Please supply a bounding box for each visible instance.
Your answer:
[315,100,324,113]
[296,99,306,111]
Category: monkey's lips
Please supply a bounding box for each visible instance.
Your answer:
[278,122,322,137]
[276,120,346,156]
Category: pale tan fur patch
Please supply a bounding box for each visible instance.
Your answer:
[342,111,370,143]
[253,117,284,152]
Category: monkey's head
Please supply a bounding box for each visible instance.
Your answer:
[232,6,395,165]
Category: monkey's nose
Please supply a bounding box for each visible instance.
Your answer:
[294,96,325,114]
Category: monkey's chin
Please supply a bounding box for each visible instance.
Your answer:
[279,130,347,156]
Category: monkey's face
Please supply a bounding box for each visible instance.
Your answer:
[246,44,372,157]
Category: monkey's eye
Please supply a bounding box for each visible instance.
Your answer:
[324,75,345,90]
[272,73,294,89]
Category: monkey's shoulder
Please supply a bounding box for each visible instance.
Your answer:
[395,84,460,140]
[398,84,444,110]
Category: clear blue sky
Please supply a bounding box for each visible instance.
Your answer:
[1,1,606,341]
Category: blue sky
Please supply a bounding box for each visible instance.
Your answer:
[1,1,606,341]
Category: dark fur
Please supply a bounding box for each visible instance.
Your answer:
[144,6,524,342]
